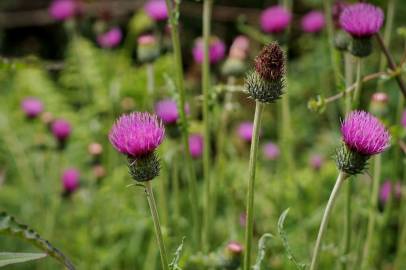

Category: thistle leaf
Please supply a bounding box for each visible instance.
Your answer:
[169,237,185,270]
[252,233,273,270]
[0,252,47,267]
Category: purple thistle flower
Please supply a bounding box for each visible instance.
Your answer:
[339,3,384,38]
[229,35,250,60]
[260,6,292,34]
[341,111,390,156]
[144,0,168,22]
[97,27,122,48]
[21,97,43,119]
[188,134,203,159]
[263,142,280,160]
[49,0,77,21]
[109,112,165,158]
[301,11,325,33]
[155,99,179,125]
[379,180,402,204]
[402,110,406,128]
[237,122,254,143]
[227,241,243,255]
[138,34,157,46]
[51,119,72,142]
[192,37,226,64]
[62,168,80,193]
[310,154,324,170]
[371,92,388,103]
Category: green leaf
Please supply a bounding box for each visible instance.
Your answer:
[169,237,185,270]
[0,252,47,267]
[0,212,75,270]
[252,233,273,270]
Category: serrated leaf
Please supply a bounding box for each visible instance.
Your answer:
[0,252,47,267]
[169,237,185,270]
[252,233,273,270]
[0,212,75,270]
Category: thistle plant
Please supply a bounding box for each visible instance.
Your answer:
[137,34,160,98]
[243,42,286,270]
[109,112,169,270]
[21,97,43,119]
[310,111,390,270]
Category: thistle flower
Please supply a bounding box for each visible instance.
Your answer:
[21,97,43,119]
[336,111,390,175]
[237,122,254,143]
[339,3,384,57]
[144,0,168,22]
[109,112,165,182]
[97,27,122,48]
[49,0,77,21]
[51,119,72,144]
[223,241,243,270]
[263,142,280,160]
[245,42,286,103]
[137,34,160,63]
[88,142,103,156]
[370,92,389,116]
[222,36,250,77]
[260,6,292,34]
[310,154,324,171]
[401,110,406,128]
[379,180,402,205]
[62,168,80,194]
[188,134,204,159]
[192,37,226,64]
[301,11,325,33]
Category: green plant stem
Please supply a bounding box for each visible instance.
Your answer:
[202,0,213,253]
[243,101,265,270]
[144,181,170,270]
[341,178,353,270]
[164,0,200,246]
[360,154,382,270]
[146,63,155,95]
[310,171,347,270]
[172,159,180,222]
[352,58,362,108]
[344,53,353,113]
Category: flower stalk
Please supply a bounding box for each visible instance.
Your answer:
[352,58,362,108]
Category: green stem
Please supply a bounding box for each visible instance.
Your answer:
[243,102,265,270]
[344,53,353,114]
[144,181,170,270]
[341,178,353,270]
[310,171,347,270]
[172,159,180,222]
[164,0,200,245]
[353,58,362,108]
[146,63,155,95]
[202,0,213,252]
[360,154,382,270]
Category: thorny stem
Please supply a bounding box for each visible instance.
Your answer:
[310,171,347,270]
[164,0,200,246]
[243,102,265,270]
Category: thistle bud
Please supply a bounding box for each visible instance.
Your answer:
[137,35,160,63]
[245,42,285,103]
[370,92,388,116]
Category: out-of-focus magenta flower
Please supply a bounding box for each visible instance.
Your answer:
[237,122,254,143]
[341,111,390,155]
[138,34,156,46]
[144,0,168,22]
[189,134,203,159]
[21,97,43,119]
[227,241,243,255]
[263,142,280,160]
[109,112,165,158]
[49,0,77,21]
[310,154,324,170]
[401,110,406,128]
[62,168,80,193]
[155,99,179,125]
[371,92,388,103]
[97,27,122,48]
[370,92,389,116]
[301,11,325,33]
[239,213,246,227]
[88,142,103,156]
[229,35,250,59]
[260,5,292,34]
[333,1,349,27]
[339,3,384,38]
[379,180,402,204]
[52,119,72,142]
[192,37,226,64]
[137,34,160,63]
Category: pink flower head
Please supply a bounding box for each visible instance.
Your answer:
[379,180,402,204]
[62,168,80,193]
[339,3,384,38]
[97,27,122,48]
[263,142,280,160]
[229,35,250,60]
[138,34,156,46]
[301,11,325,33]
[227,241,243,254]
[144,0,168,22]
[341,111,390,156]
[260,6,292,34]
[49,0,77,21]
[155,99,179,124]
[192,37,226,64]
[21,97,43,118]
[189,134,203,159]
[109,112,165,157]
[237,122,254,142]
[371,92,388,103]
[310,154,324,170]
[401,110,406,128]
[51,119,72,141]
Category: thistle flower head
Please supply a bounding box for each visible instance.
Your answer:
[109,112,164,158]
[379,180,402,204]
[62,168,80,193]
[263,142,280,160]
[51,119,72,141]
[341,111,390,155]
[137,34,160,63]
[310,154,324,170]
[21,97,43,118]
[88,142,103,156]
[226,241,243,255]
[260,5,292,34]
[144,0,168,22]
[339,3,384,38]
[155,99,179,125]
[192,37,226,64]
[254,42,285,82]
[189,134,204,159]
[301,11,325,33]
[237,122,254,142]
[49,0,77,21]
[97,27,122,48]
